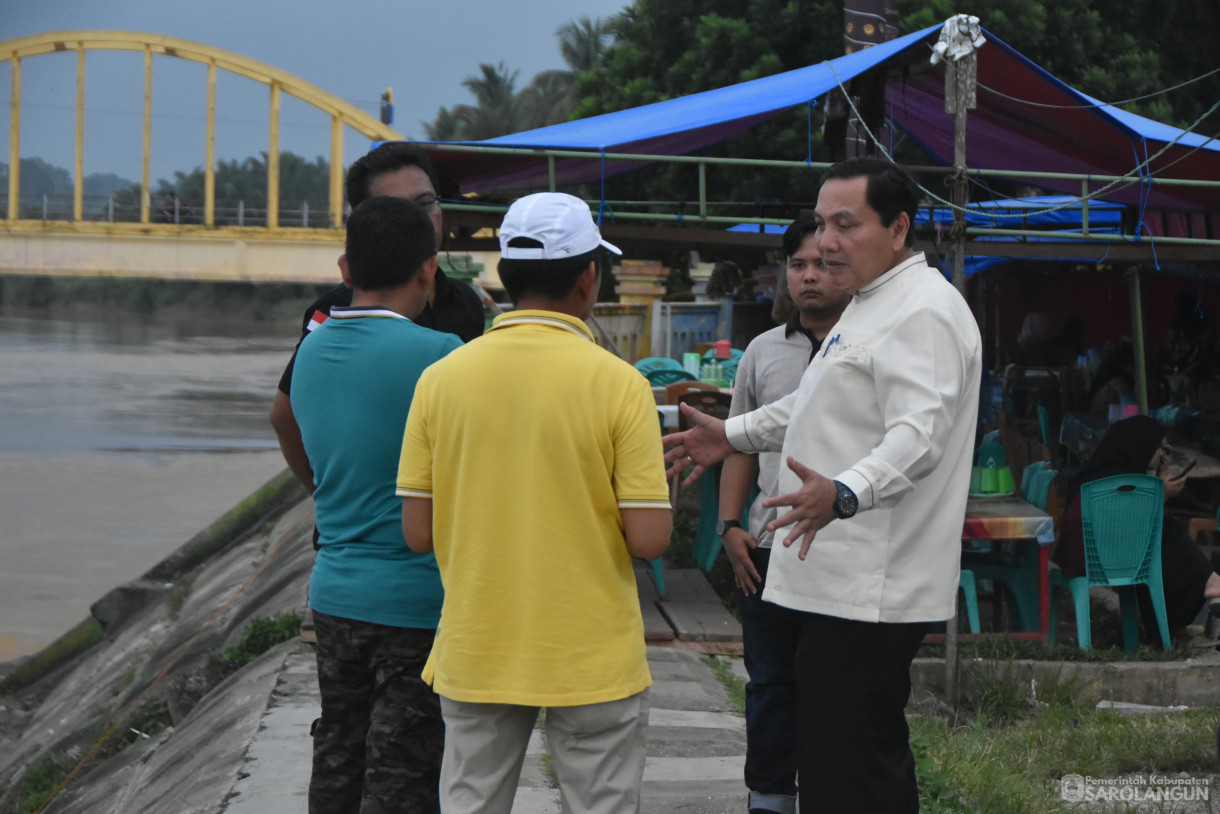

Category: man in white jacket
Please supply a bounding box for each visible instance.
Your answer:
[665,157,981,813]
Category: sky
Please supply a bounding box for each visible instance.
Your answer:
[1,0,631,186]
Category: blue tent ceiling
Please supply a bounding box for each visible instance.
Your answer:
[415,21,1219,212]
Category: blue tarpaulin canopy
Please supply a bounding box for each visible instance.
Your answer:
[418,21,1218,213]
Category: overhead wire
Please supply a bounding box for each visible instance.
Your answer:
[825,59,1220,220]
[976,65,1220,110]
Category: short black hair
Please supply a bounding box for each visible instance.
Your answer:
[497,239,602,304]
[344,196,436,291]
[346,142,440,209]
[782,214,820,258]
[820,157,920,247]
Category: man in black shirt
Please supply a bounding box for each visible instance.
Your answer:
[270,143,485,492]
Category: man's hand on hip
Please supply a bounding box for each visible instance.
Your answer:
[662,403,735,486]
[763,457,838,560]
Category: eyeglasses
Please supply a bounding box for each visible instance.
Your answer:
[413,194,442,212]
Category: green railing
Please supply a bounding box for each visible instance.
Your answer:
[426,142,1220,249]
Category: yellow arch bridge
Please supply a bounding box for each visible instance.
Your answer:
[1,30,404,284]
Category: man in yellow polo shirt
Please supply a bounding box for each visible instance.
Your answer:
[397,192,672,814]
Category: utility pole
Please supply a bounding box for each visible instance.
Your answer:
[934,16,984,294]
[945,52,976,294]
[836,0,897,158]
[930,16,986,707]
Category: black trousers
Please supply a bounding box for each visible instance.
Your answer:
[1137,518,1213,635]
[794,612,928,814]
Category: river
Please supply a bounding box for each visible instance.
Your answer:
[0,304,303,662]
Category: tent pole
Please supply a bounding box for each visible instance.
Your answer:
[698,162,707,220]
[1127,266,1149,413]
[951,102,967,295]
[947,53,975,295]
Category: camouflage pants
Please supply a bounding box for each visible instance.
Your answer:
[309,611,442,814]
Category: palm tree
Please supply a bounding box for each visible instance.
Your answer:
[423,108,465,142]
[519,17,612,129]
[461,62,520,120]
[421,18,615,140]
[422,62,523,141]
[558,16,610,75]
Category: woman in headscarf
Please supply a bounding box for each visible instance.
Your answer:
[1055,415,1220,639]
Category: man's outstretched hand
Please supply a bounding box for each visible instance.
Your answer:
[662,403,735,486]
[763,456,838,560]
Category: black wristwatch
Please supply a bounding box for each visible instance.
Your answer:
[715,518,742,537]
[832,480,858,520]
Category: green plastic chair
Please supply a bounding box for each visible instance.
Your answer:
[1050,474,1171,651]
[634,357,696,386]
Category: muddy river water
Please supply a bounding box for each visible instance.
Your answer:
[0,305,302,661]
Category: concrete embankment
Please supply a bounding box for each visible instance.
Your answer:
[0,469,313,813]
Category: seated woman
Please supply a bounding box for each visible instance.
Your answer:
[1055,415,1220,640]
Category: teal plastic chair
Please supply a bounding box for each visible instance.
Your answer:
[962,464,1057,632]
[650,557,667,597]
[701,347,744,386]
[1049,474,1171,651]
[634,357,696,386]
[1036,403,1064,467]
[976,440,1005,468]
[1036,404,1053,448]
[673,390,738,571]
[958,569,982,633]
[1020,460,1050,498]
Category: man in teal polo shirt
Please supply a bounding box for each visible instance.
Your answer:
[291,196,462,813]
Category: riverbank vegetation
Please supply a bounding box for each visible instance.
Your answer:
[0,275,329,321]
[3,613,301,814]
[911,696,1218,812]
[703,642,1218,814]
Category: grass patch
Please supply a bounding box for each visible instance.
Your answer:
[166,575,194,621]
[701,656,746,715]
[221,612,301,666]
[911,707,1219,813]
[11,753,66,814]
[201,612,302,686]
[90,698,175,761]
[920,637,1195,663]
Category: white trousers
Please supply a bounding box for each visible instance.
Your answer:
[438,689,650,814]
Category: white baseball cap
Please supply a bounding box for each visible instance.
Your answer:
[499,192,622,260]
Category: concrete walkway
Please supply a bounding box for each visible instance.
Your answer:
[228,643,750,814]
